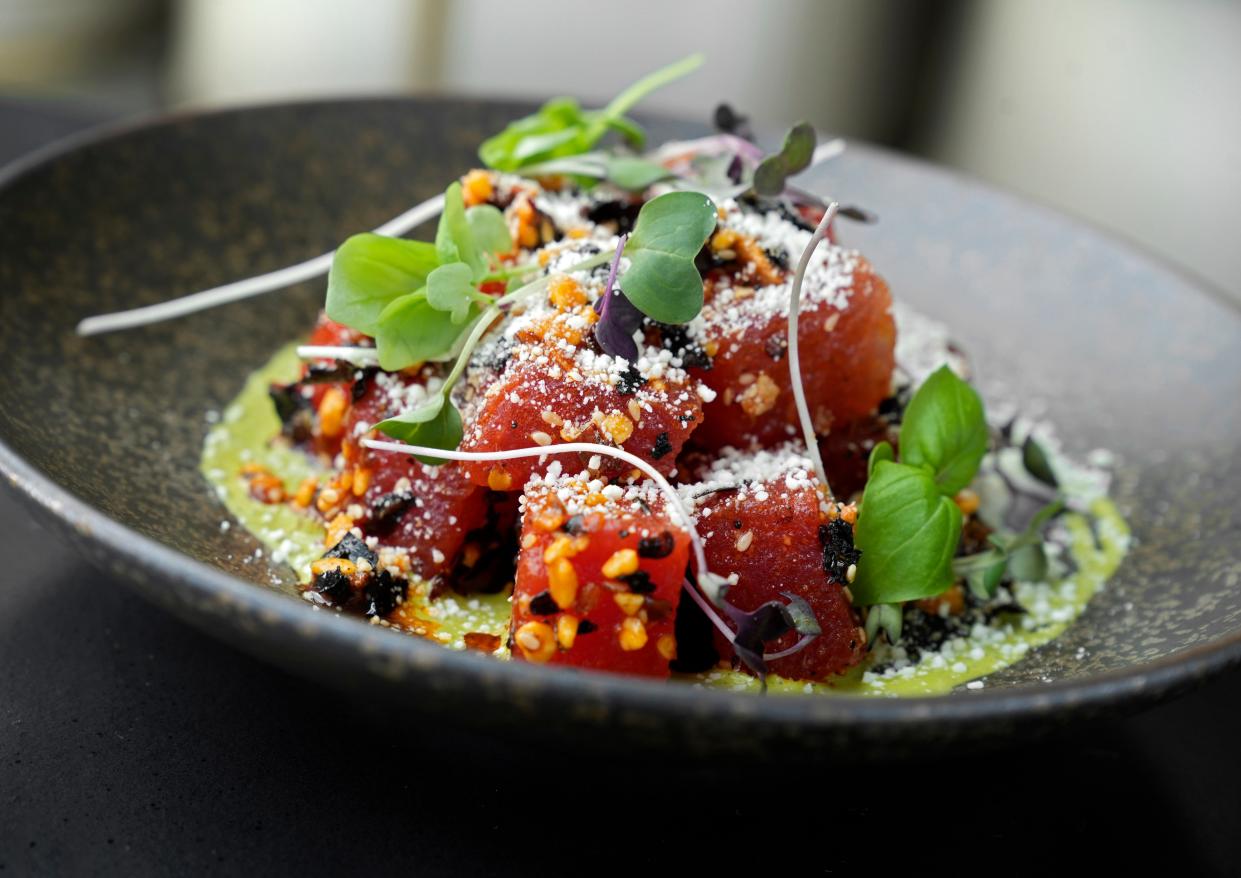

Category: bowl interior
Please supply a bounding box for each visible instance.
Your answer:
[1,97,1239,703]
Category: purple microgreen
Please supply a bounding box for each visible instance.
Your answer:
[753,121,816,197]
[787,201,839,494]
[713,103,755,142]
[716,588,822,691]
[592,234,643,360]
[787,187,876,224]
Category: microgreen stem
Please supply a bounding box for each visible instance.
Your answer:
[601,53,704,121]
[296,345,379,364]
[75,193,447,337]
[480,262,539,284]
[787,201,839,497]
[603,233,628,297]
[436,305,502,396]
[496,249,612,308]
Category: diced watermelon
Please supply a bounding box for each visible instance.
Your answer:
[688,445,865,681]
[344,369,489,581]
[687,250,895,451]
[509,466,690,677]
[457,296,704,491]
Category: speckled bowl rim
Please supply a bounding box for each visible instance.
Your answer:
[2,98,1240,733]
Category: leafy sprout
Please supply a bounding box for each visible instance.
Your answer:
[330,190,718,461]
[478,54,704,172]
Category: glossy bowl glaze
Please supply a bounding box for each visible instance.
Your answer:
[1,98,1239,758]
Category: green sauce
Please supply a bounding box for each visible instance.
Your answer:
[202,346,1130,695]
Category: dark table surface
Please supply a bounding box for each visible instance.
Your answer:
[2,100,1239,877]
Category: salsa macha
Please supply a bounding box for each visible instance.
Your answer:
[181,58,1129,694]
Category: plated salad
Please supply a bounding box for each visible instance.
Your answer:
[90,56,1129,694]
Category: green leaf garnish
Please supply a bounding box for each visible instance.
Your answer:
[867,440,895,477]
[852,367,990,605]
[325,234,439,336]
[864,602,904,645]
[851,461,963,605]
[426,262,488,325]
[435,182,484,277]
[953,499,1063,597]
[899,365,989,495]
[465,204,512,258]
[752,121,816,197]
[1022,435,1059,487]
[618,191,718,324]
[373,291,473,371]
[478,54,704,172]
[375,395,464,467]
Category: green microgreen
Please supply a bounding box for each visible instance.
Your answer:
[325,234,439,336]
[953,499,1064,598]
[616,190,717,323]
[864,602,903,646]
[370,190,716,459]
[478,54,704,172]
[520,152,673,191]
[328,182,517,373]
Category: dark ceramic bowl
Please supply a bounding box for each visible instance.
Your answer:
[1,98,1239,758]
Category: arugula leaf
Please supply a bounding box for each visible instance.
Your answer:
[478,55,704,172]
[435,182,484,277]
[466,204,512,258]
[426,262,485,324]
[372,291,470,371]
[325,234,439,336]
[851,461,963,605]
[752,121,816,197]
[375,396,463,467]
[619,191,717,324]
[899,365,989,495]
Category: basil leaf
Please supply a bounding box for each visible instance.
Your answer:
[325,234,439,336]
[851,461,963,605]
[376,398,463,467]
[373,290,468,371]
[867,440,895,477]
[619,191,717,324]
[465,204,512,257]
[426,262,480,325]
[899,365,988,495]
[753,121,816,197]
[435,183,483,278]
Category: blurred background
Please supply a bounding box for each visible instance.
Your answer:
[1,0,1237,299]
